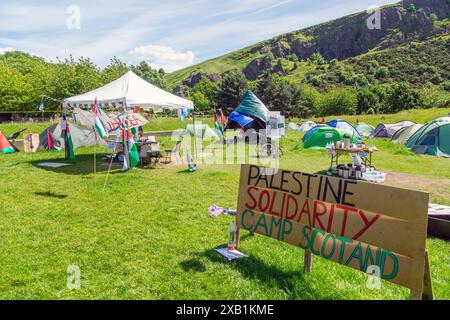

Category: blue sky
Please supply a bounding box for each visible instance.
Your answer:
[0,0,398,72]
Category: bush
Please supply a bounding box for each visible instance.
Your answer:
[319,87,357,116]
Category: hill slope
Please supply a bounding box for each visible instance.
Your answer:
[166,0,450,90]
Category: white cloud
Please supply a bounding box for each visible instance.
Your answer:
[0,47,16,54]
[128,45,195,72]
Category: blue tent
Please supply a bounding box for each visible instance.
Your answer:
[327,119,362,140]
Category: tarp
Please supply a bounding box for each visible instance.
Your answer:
[405,117,450,157]
[370,121,416,138]
[327,119,361,140]
[40,123,106,150]
[228,111,255,128]
[303,127,359,150]
[297,121,317,133]
[72,108,148,136]
[234,91,270,123]
[64,71,193,112]
[179,124,219,140]
[355,123,375,137]
[392,124,423,145]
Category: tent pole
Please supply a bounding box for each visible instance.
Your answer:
[192,106,198,159]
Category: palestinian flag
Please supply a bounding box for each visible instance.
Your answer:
[46,129,60,151]
[214,110,224,140]
[220,109,227,127]
[0,130,14,154]
[128,134,140,169]
[94,98,108,138]
[121,119,139,170]
[60,117,75,160]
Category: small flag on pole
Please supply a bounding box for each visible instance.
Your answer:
[214,109,224,140]
[94,98,109,138]
[0,130,15,154]
[60,116,75,160]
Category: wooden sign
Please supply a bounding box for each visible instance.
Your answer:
[236,165,432,299]
[23,133,40,153]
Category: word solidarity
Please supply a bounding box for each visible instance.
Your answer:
[236,165,430,297]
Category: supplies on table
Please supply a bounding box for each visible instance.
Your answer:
[362,171,387,184]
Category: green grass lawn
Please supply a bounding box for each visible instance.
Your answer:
[0,110,449,300]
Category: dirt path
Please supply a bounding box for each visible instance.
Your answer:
[384,170,450,204]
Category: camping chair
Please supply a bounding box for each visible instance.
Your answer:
[163,140,182,164]
[7,129,27,152]
[146,142,163,169]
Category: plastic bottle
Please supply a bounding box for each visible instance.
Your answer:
[228,221,237,251]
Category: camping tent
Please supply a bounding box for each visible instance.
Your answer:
[226,91,269,130]
[303,127,359,150]
[179,124,219,140]
[355,123,375,137]
[64,71,194,112]
[302,124,329,143]
[405,117,450,157]
[392,124,423,145]
[287,123,299,130]
[297,121,317,133]
[327,119,361,140]
[40,123,106,150]
[370,121,416,138]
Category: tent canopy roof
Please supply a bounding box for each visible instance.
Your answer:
[234,91,270,123]
[64,71,194,111]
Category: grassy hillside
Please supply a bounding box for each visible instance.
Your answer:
[166,0,450,91]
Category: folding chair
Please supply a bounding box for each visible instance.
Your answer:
[146,142,163,169]
[163,140,182,164]
[7,129,27,152]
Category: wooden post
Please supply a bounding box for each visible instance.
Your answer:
[410,252,433,300]
[422,251,434,300]
[236,226,241,249]
[304,249,313,273]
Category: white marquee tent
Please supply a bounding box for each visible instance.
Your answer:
[63,71,194,112]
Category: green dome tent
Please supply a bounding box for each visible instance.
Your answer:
[405,117,450,157]
[355,123,375,137]
[303,127,359,150]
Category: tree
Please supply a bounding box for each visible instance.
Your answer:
[131,61,167,90]
[387,82,423,113]
[189,91,210,111]
[308,52,327,65]
[216,70,248,109]
[102,57,129,83]
[255,72,278,108]
[319,88,357,116]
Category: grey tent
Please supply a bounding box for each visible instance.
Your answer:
[297,121,317,133]
[370,121,416,138]
[392,124,423,145]
[355,123,375,137]
[40,123,106,150]
[178,124,219,140]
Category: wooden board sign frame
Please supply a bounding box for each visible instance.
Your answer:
[235,165,433,300]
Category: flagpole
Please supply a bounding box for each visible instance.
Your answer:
[93,124,97,187]
[192,106,198,159]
